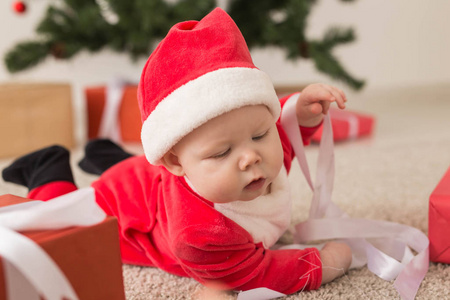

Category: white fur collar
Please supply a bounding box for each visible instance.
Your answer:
[214,167,291,249]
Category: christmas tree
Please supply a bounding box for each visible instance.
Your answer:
[6,0,364,90]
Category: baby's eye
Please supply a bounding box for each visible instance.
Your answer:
[211,148,231,159]
[252,130,269,141]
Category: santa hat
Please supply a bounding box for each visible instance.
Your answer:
[138,7,280,165]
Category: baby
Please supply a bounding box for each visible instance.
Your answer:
[3,8,351,295]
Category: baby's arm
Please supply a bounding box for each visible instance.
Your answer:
[296,83,347,127]
[319,241,352,284]
[174,224,325,293]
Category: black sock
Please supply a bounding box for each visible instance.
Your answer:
[2,145,75,190]
[78,139,133,175]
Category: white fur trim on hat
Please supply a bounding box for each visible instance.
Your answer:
[141,67,280,165]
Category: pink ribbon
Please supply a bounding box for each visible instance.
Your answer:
[238,93,429,299]
[281,93,429,299]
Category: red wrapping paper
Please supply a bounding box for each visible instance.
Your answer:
[311,108,375,142]
[429,167,450,263]
[0,194,126,300]
[85,85,141,142]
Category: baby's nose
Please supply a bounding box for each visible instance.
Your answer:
[239,149,261,171]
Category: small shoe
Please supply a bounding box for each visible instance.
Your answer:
[2,145,74,190]
[78,139,132,175]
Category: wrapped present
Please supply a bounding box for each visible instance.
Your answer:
[0,191,126,300]
[311,108,375,142]
[85,81,141,143]
[0,83,74,158]
[429,166,450,264]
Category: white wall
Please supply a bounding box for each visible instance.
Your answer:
[1,0,450,143]
[252,0,450,89]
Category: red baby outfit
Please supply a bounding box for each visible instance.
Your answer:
[28,8,324,295]
[90,101,322,294]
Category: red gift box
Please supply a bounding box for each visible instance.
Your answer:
[311,108,375,142]
[0,194,126,300]
[429,167,450,263]
[85,85,141,142]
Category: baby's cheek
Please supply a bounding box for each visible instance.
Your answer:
[271,140,284,171]
[201,170,237,202]
[216,173,238,196]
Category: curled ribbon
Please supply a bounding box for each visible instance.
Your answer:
[0,187,106,300]
[238,93,429,300]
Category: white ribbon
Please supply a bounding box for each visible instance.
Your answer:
[329,109,360,140]
[237,93,429,300]
[0,187,106,300]
[98,78,128,143]
[237,288,285,300]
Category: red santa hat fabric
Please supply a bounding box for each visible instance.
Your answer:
[138,7,280,165]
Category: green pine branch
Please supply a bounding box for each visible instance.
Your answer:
[4,0,365,90]
[229,0,364,90]
[308,27,364,90]
[4,41,50,73]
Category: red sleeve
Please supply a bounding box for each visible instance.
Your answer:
[173,224,322,294]
[92,156,163,267]
[277,93,322,173]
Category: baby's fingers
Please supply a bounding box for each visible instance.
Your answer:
[313,86,337,104]
[310,87,337,114]
[327,86,346,109]
[321,100,332,115]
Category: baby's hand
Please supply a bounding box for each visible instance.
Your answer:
[296,83,347,127]
[319,241,352,285]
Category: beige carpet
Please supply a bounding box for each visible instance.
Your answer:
[1,84,450,299]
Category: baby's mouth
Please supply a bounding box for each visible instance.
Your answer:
[245,178,266,191]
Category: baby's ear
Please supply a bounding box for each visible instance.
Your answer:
[161,150,185,176]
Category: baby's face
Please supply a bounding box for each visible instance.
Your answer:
[172,105,283,203]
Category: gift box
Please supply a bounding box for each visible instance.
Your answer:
[85,85,141,142]
[0,83,75,158]
[0,194,126,300]
[429,167,450,264]
[311,108,375,142]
